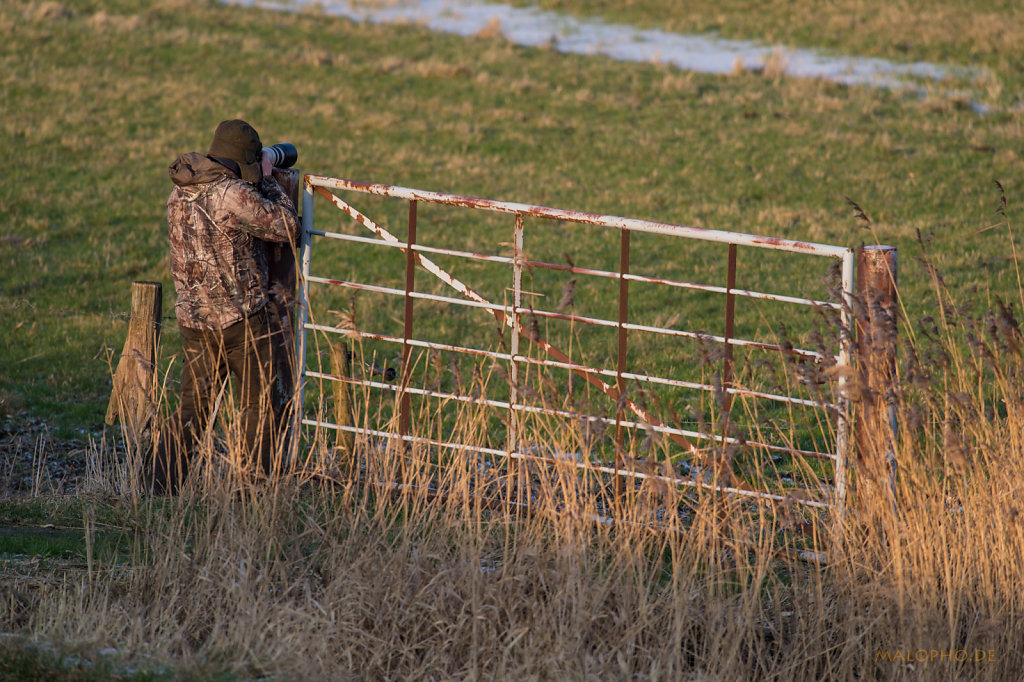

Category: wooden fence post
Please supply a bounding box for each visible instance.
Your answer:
[106,281,162,448]
[329,343,355,478]
[854,245,899,510]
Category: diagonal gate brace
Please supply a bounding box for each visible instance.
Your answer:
[312,185,702,457]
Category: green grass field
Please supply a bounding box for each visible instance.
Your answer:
[3,0,1023,439]
[491,0,1024,79]
[3,2,1024,677]
[2,0,1017,517]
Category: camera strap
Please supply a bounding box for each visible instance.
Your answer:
[208,155,242,178]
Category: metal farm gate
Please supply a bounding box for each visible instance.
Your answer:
[292,175,858,523]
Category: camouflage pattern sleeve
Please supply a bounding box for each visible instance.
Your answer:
[215,176,299,245]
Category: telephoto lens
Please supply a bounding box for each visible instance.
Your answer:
[263,142,298,169]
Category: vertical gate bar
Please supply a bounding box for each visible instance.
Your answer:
[292,177,315,469]
[722,244,738,417]
[613,228,631,512]
[399,200,418,478]
[509,214,524,506]
[834,249,856,531]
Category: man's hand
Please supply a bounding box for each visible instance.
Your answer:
[260,150,273,180]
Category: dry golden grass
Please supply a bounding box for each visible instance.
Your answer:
[4,1,1024,676]
[4,242,1024,680]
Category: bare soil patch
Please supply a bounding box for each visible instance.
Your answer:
[0,415,98,497]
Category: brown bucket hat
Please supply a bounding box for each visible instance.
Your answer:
[208,119,262,183]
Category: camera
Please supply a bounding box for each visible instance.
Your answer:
[262,142,298,169]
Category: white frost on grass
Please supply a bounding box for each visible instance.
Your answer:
[230,0,986,97]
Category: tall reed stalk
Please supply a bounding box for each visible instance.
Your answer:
[3,200,1024,681]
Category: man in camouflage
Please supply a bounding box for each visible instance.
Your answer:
[154,119,300,494]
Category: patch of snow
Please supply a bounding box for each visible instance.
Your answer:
[229,0,987,94]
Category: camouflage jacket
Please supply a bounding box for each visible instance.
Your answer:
[167,152,299,330]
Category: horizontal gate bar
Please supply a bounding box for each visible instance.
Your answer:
[305,275,507,312]
[305,322,837,410]
[307,370,511,409]
[311,228,517,265]
[523,355,838,410]
[303,418,833,509]
[519,257,840,309]
[307,175,853,259]
[307,370,835,461]
[310,227,841,310]
[306,274,832,360]
[526,308,832,360]
[304,324,512,362]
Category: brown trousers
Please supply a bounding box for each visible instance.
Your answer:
[152,307,289,494]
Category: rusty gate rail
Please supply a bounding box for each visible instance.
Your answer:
[295,174,857,520]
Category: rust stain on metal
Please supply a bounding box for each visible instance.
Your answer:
[300,176,856,513]
[723,244,737,416]
[309,175,851,258]
[399,200,418,438]
[749,235,818,251]
[314,186,700,455]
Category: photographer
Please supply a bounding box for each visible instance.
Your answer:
[153,119,300,494]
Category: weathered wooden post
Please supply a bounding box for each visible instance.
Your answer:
[105,281,162,449]
[329,343,355,477]
[854,245,899,510]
